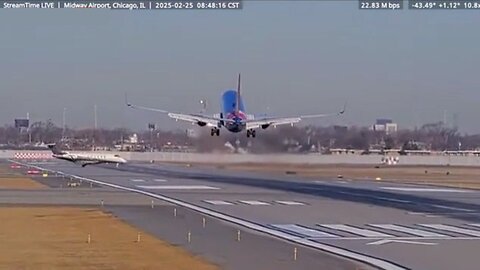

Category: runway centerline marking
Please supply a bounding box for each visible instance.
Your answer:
[430,204,474,212]
[380,187,474,193]
[203,200,234,205]
[366,239,438,246]
[130,179,145,182]
[239,200,270,206]
[374,197,411,203]
[136,185,220,190]
[275,200,305,206]
[271,224,339,238]
[318,224,394,238]
[153,179,167,182]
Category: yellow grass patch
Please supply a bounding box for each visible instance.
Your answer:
[0,165,46,189]
[0,207,218,270]
[0,176,46,189]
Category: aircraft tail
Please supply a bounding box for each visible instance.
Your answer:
[236,73,241,114]
[47,144,65,155]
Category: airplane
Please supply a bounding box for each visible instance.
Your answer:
[126,74,345,138]
[48,144,127,167]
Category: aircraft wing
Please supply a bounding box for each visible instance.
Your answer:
[246,117,302,130]
[246,104,346,130]
[126,101,235,127]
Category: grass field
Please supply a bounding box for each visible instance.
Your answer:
[0,207,218,270]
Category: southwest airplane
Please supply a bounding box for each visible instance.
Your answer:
[127,74,345,137]
[48,144,127,167]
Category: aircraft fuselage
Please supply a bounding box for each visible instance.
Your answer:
[221,90,247,133]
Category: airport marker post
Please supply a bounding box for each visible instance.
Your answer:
[293,247,297,261]
[187,230,191,243]
[137,233,141,243]
[202,217,206,228]
[151,200,154,209]
[174,208,177,217]
[236,230,241,242]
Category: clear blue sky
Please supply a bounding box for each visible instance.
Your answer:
[1,2,479,133]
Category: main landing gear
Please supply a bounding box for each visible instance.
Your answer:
[210,128,220,136]
[246,129,256,138]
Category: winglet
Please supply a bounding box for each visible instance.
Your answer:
[339,101,347,115]
[125,93,132,107]
[236,73,241,114]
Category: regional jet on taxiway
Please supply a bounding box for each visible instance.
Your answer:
[127,74,345,138]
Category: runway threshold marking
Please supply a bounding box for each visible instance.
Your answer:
[136,185,220,190]
[418,224,480,237]
[318,224,394,238]
[368,224,448,237]
[203,200,234,205]
[12,160,408,270]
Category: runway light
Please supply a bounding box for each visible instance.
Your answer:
[293,247,298,261]
[87,234,91,244]
[202,217,206,228]
[137,233,141,243]
[187,231,191,243]
[375,177,382,181]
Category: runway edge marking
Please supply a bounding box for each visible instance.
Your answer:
[12,160,407,270]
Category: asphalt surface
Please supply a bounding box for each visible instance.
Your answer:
[1,161,368,270]
[13,160,480,270]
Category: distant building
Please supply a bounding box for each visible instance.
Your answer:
[372,118,397,135]
[376,119,392,125]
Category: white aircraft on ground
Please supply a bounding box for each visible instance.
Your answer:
[48,144,127,167]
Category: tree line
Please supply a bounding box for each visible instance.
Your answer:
[0,120,477,153]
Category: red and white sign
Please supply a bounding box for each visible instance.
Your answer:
[13,152,53,160]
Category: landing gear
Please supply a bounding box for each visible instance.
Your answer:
[246,129,256,138]
[210,128,220,136]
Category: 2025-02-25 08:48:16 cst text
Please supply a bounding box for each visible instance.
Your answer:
[153,1,241,9]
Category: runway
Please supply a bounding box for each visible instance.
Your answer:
[17,160,480,270]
